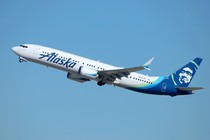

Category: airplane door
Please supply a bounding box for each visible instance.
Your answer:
[161,82,167,92]
[33,47,40,55]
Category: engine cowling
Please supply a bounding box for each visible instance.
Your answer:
[78,66,98,79]
[67,72,89,83]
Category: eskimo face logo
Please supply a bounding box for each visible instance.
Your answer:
[178,67,193,84]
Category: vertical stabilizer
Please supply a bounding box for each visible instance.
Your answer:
[170,57,202,87]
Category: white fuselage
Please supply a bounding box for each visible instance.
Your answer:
[12,44,161,93]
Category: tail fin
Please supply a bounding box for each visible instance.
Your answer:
[170,57,202,87]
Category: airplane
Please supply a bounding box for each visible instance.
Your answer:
[12,44,203,97]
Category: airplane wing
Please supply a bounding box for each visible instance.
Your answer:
[98,57,155,81]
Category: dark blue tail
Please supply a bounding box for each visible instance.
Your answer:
[170,57,202,87]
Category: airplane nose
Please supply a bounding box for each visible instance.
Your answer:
[12,47,16,52]
[12,47,20,55]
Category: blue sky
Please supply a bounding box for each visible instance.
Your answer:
[1,0,210,140]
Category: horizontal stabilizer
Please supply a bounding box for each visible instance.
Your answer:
[176,87,204,92]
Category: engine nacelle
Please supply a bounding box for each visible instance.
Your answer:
[67,72,89,83]
[78,66,98,79]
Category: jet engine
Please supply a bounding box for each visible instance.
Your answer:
[67,72,89,83]
[78,66,99,79]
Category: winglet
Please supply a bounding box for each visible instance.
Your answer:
[143,57,155,71]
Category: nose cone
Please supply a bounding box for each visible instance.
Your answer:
[12,47,20,55]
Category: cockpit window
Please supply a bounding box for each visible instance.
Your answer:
[20,45,28,48]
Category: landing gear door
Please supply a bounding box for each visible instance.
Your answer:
[161,82,167,92]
